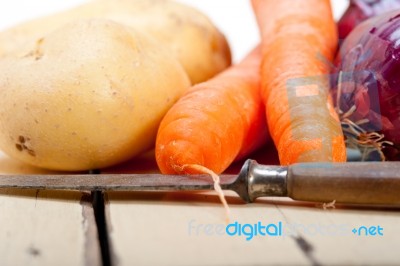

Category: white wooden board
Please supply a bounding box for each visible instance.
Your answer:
[0,152,101,266]
[105,192,400,266]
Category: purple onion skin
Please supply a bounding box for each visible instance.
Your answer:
[334,10,400,160]
[338,0,400,40]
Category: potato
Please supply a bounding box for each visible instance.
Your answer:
[0,19,190,171]
[0,0,231,84]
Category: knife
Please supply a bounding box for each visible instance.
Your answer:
[0,160,399,205]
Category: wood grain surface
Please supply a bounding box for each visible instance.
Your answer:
[0,152,101,266]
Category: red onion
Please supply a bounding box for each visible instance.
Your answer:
[338,0,400,40]
[333,10,400,161]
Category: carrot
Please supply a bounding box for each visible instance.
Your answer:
[155,47,269,175]
[251,0,346,164]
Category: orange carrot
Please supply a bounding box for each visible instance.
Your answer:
[251,0,346,164]
[156,47,269,175]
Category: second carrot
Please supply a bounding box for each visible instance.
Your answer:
[252,0,346,164]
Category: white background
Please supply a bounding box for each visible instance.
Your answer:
[0,0,349,62]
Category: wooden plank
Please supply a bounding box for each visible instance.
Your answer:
[105,192,400,266]
[105,191,308,266]
[270,198,400,265]
[0,152,101,266]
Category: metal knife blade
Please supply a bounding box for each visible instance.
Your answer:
[0,173,237,191]
[0,160,400,205]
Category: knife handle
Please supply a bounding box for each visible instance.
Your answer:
[287,162,400,205]
[245,160,400,205]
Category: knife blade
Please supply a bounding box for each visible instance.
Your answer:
[0,160,399,205]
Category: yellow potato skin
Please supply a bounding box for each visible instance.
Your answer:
[0,19,190,171]
[0,0,231,84]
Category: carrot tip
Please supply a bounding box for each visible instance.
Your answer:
[156,139,204,175]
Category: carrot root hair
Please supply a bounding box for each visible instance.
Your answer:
[182,164,230,223]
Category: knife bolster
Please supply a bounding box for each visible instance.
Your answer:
[247,160,288,202]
